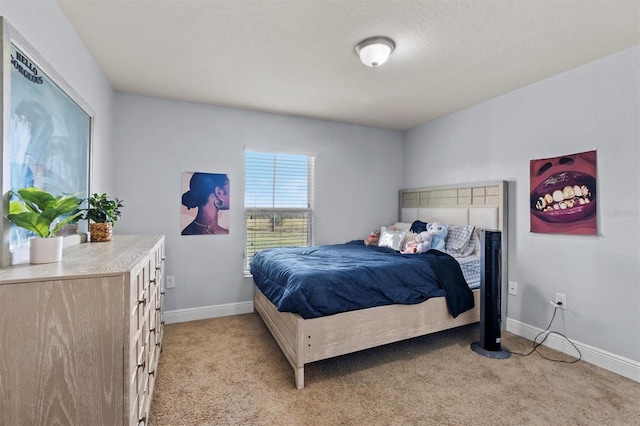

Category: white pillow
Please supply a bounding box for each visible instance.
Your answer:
[391,222,412,231]
[378,227,407,251]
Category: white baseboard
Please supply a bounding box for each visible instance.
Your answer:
[164,301,254,324]
[506,318,640,383]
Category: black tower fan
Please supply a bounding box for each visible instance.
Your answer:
[471,229,510,359]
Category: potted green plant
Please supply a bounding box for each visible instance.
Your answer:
[6,187,83,264]
[83,193,124,242]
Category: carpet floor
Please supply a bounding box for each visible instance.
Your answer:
[149,313,639,426]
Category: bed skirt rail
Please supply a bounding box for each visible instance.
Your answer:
[254,285,480,389]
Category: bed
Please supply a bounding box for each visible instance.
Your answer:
[252,181,508,389]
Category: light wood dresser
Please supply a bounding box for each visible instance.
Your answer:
[0,234,165,426]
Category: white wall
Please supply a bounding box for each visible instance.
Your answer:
[112,93,403,313]
[403,46,640,364]
[0,0,115,193]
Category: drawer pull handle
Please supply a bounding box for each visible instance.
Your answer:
[138,297,146,305]
[155,266,161,271]
[149,278,156,284]
[137,360,145,370]
[160,291,165,295]
[138,415,146,425]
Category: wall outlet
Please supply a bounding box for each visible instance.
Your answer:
[166,275,175,289]
[555,292,567,309]
[508,281,518,295]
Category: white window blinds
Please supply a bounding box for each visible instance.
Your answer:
[245,150,315,271]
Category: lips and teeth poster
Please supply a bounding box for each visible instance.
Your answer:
[530,150,597,235]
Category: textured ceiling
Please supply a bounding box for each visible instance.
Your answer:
[55,0,639,131]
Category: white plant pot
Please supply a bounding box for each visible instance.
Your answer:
[29,236,63,264]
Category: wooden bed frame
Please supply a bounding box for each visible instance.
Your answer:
[253,181,508,389]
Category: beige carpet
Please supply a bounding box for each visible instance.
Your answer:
[149,313,639,426]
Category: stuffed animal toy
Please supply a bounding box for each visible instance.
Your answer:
[401,231,432,254]
[427,222,449,252]
[415,230,433,253]
[364,231,380,246]
[401,240,418,254]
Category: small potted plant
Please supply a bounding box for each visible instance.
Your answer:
[6,187,83,263]
[83,193,124,242]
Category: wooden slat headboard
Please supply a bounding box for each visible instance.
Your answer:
[399,181,509,328]
[399,181,506,227]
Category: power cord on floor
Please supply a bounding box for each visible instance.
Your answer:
[506,304,582,363]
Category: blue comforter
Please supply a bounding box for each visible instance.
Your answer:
[250,240,474,319]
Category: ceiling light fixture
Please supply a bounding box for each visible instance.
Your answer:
[355,36,395,68]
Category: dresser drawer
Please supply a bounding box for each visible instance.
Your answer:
[0,235,165,426]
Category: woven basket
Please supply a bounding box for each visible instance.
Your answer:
[90,222,113,242]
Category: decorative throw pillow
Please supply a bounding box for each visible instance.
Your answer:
[445,225,476,258]
[410,220,429,234]
[467,231,478,256]
[378,227,408,251]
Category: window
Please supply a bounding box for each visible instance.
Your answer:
[244,150,314,271]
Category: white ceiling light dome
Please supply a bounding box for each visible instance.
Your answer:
[355,36,396,68]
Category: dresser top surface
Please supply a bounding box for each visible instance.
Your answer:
[0,235,164,284]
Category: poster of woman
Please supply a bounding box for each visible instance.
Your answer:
[530,150,597,235]
[181,171,230,235]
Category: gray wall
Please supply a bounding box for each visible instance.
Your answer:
[112,93,403,312]
[403,46,640,363]
[0,0,115,193]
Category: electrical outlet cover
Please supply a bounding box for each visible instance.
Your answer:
[555,292,567,309]
[166,275,176,288]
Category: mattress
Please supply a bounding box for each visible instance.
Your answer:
[250,240,475,319]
